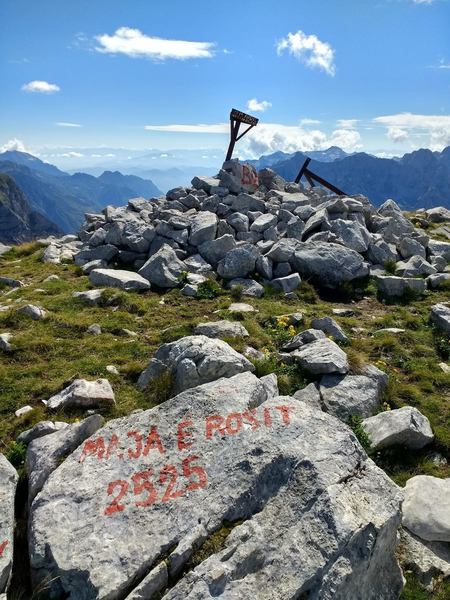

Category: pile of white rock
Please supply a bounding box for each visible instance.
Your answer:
[64,160,450,298]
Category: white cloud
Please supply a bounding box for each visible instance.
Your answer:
[276,30,335,76]
[95,27,215,60]
[336,119,358,129]
[300,118,321,126]
[374,113,450,150]
[56,122,82,128]
[413,0,435,4]
[60,152,84,158]
[144,123,228,133]
[143,121,362,156]
[22,80,60,94]
[0,138,28,152]
[387,126,409,142]
[247,98,272,112]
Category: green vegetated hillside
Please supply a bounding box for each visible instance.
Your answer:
[0,241,449,599]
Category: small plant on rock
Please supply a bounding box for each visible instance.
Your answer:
[6,441,27,468]
[348,415,372,454]
[196,279,222,299]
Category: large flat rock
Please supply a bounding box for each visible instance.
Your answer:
[0,455,18,593]
[89,269,150,291]
[30,373,403,599]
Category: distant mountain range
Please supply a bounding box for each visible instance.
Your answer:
[252,146,450,209]
[0,151,162,234]
[0,173,61,243]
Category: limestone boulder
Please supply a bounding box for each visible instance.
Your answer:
[319,374,381,421]
[47,379,115,411]
[29,373,404,599]
[193,320,249,339]
[138,244,186,288]
[137,335,255,393]
[430,303,450,335]
[290,338,349,375]
[362,407,434,450]
[0,454,17,593]
[311,316,348,343]
[402,476,450,542]
[292,242,369,288]
[89,269,151,291]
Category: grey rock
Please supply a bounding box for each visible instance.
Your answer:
[428,239,450,261]
[198,235,236,267]
[256,255,273,279]
[293,382,323,410]
[184,253,213,274]
[397,528,450,591]
[329,219,371,253]
[89,269,151,291]
[18,421,69,445]
[0,276,24,288]
[231,192,265,213]
[138,244,186,288]
[0,454,17,593]
[191,176,219,194]
[137,335,255,393]
[430,303,450,335]
[189,212,218,246]
[87,323,102,335]
[427,273,450,289]
[291,338,349,375]
[250,213,277,232]
[194,320,249,339]
[282,328,326,351]
[265,238,298,263]
[366,239,397,266]
[74,244,118,266]
[319,374,381,421]
[402,476,450,542]
[303,208,330,238]
[362,407,433,450]
[15,405,33,417]
[293,242,369,288]
[81,259,107,274]
[260,373,279,398]
[47,379,115,410]
[425,206,450,223]
[26,415,103,504]
[227,212,249,233]
[376,275,426,298]
[258,167,286,191]
[311,316,348,343]
[273,261,291,278]
[228,302,258,313]
[395,255,437,277]
[270,273,301,293]
[217,245,258,279]
[332,308,355,317]
[399,238,426,260]
[0,333,13,353]
[227,278,264,297]
[29,373,403,600]
[17,304,47,320]
[73,289,105,306]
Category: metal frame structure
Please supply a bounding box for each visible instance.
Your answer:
[225,109,259,162]
[295,157,347,196]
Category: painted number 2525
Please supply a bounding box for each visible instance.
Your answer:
[104,455,207,516]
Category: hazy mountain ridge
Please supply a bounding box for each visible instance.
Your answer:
[0,151,162,233]
[0,173,61,243]
[262,146,450,209]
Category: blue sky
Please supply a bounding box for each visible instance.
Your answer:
[1,0,449,166]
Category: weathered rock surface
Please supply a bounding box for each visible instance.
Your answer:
[376,275,426,298]
[0,333,13,353]
[29,373,403,599]
[0,454,17,593]
[397,527,450,591]
[138,245,185,288]
[73,289,105,306]
[27,415,104,504]
[362,407,434,450]
[311,316,348,343]
[319,374,381,421]
[193,320,249,339]
[402,476,450,542]
[89,269,150,291]
[17,304,47,320]
[290,338,349,375]
[47,379,115,410]
[137,335,254,393]
[18,421,68,445]
[430,303,450,335]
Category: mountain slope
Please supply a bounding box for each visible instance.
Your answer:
[269,147,450,209]
[0,152,162,233]
[0,173,61,243]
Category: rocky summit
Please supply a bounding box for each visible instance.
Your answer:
[0,159,449,600]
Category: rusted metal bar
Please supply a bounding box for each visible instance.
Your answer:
[295,156,346,195]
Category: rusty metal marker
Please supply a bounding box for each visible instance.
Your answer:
[225,108,259,162]
[295,157,347,196]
